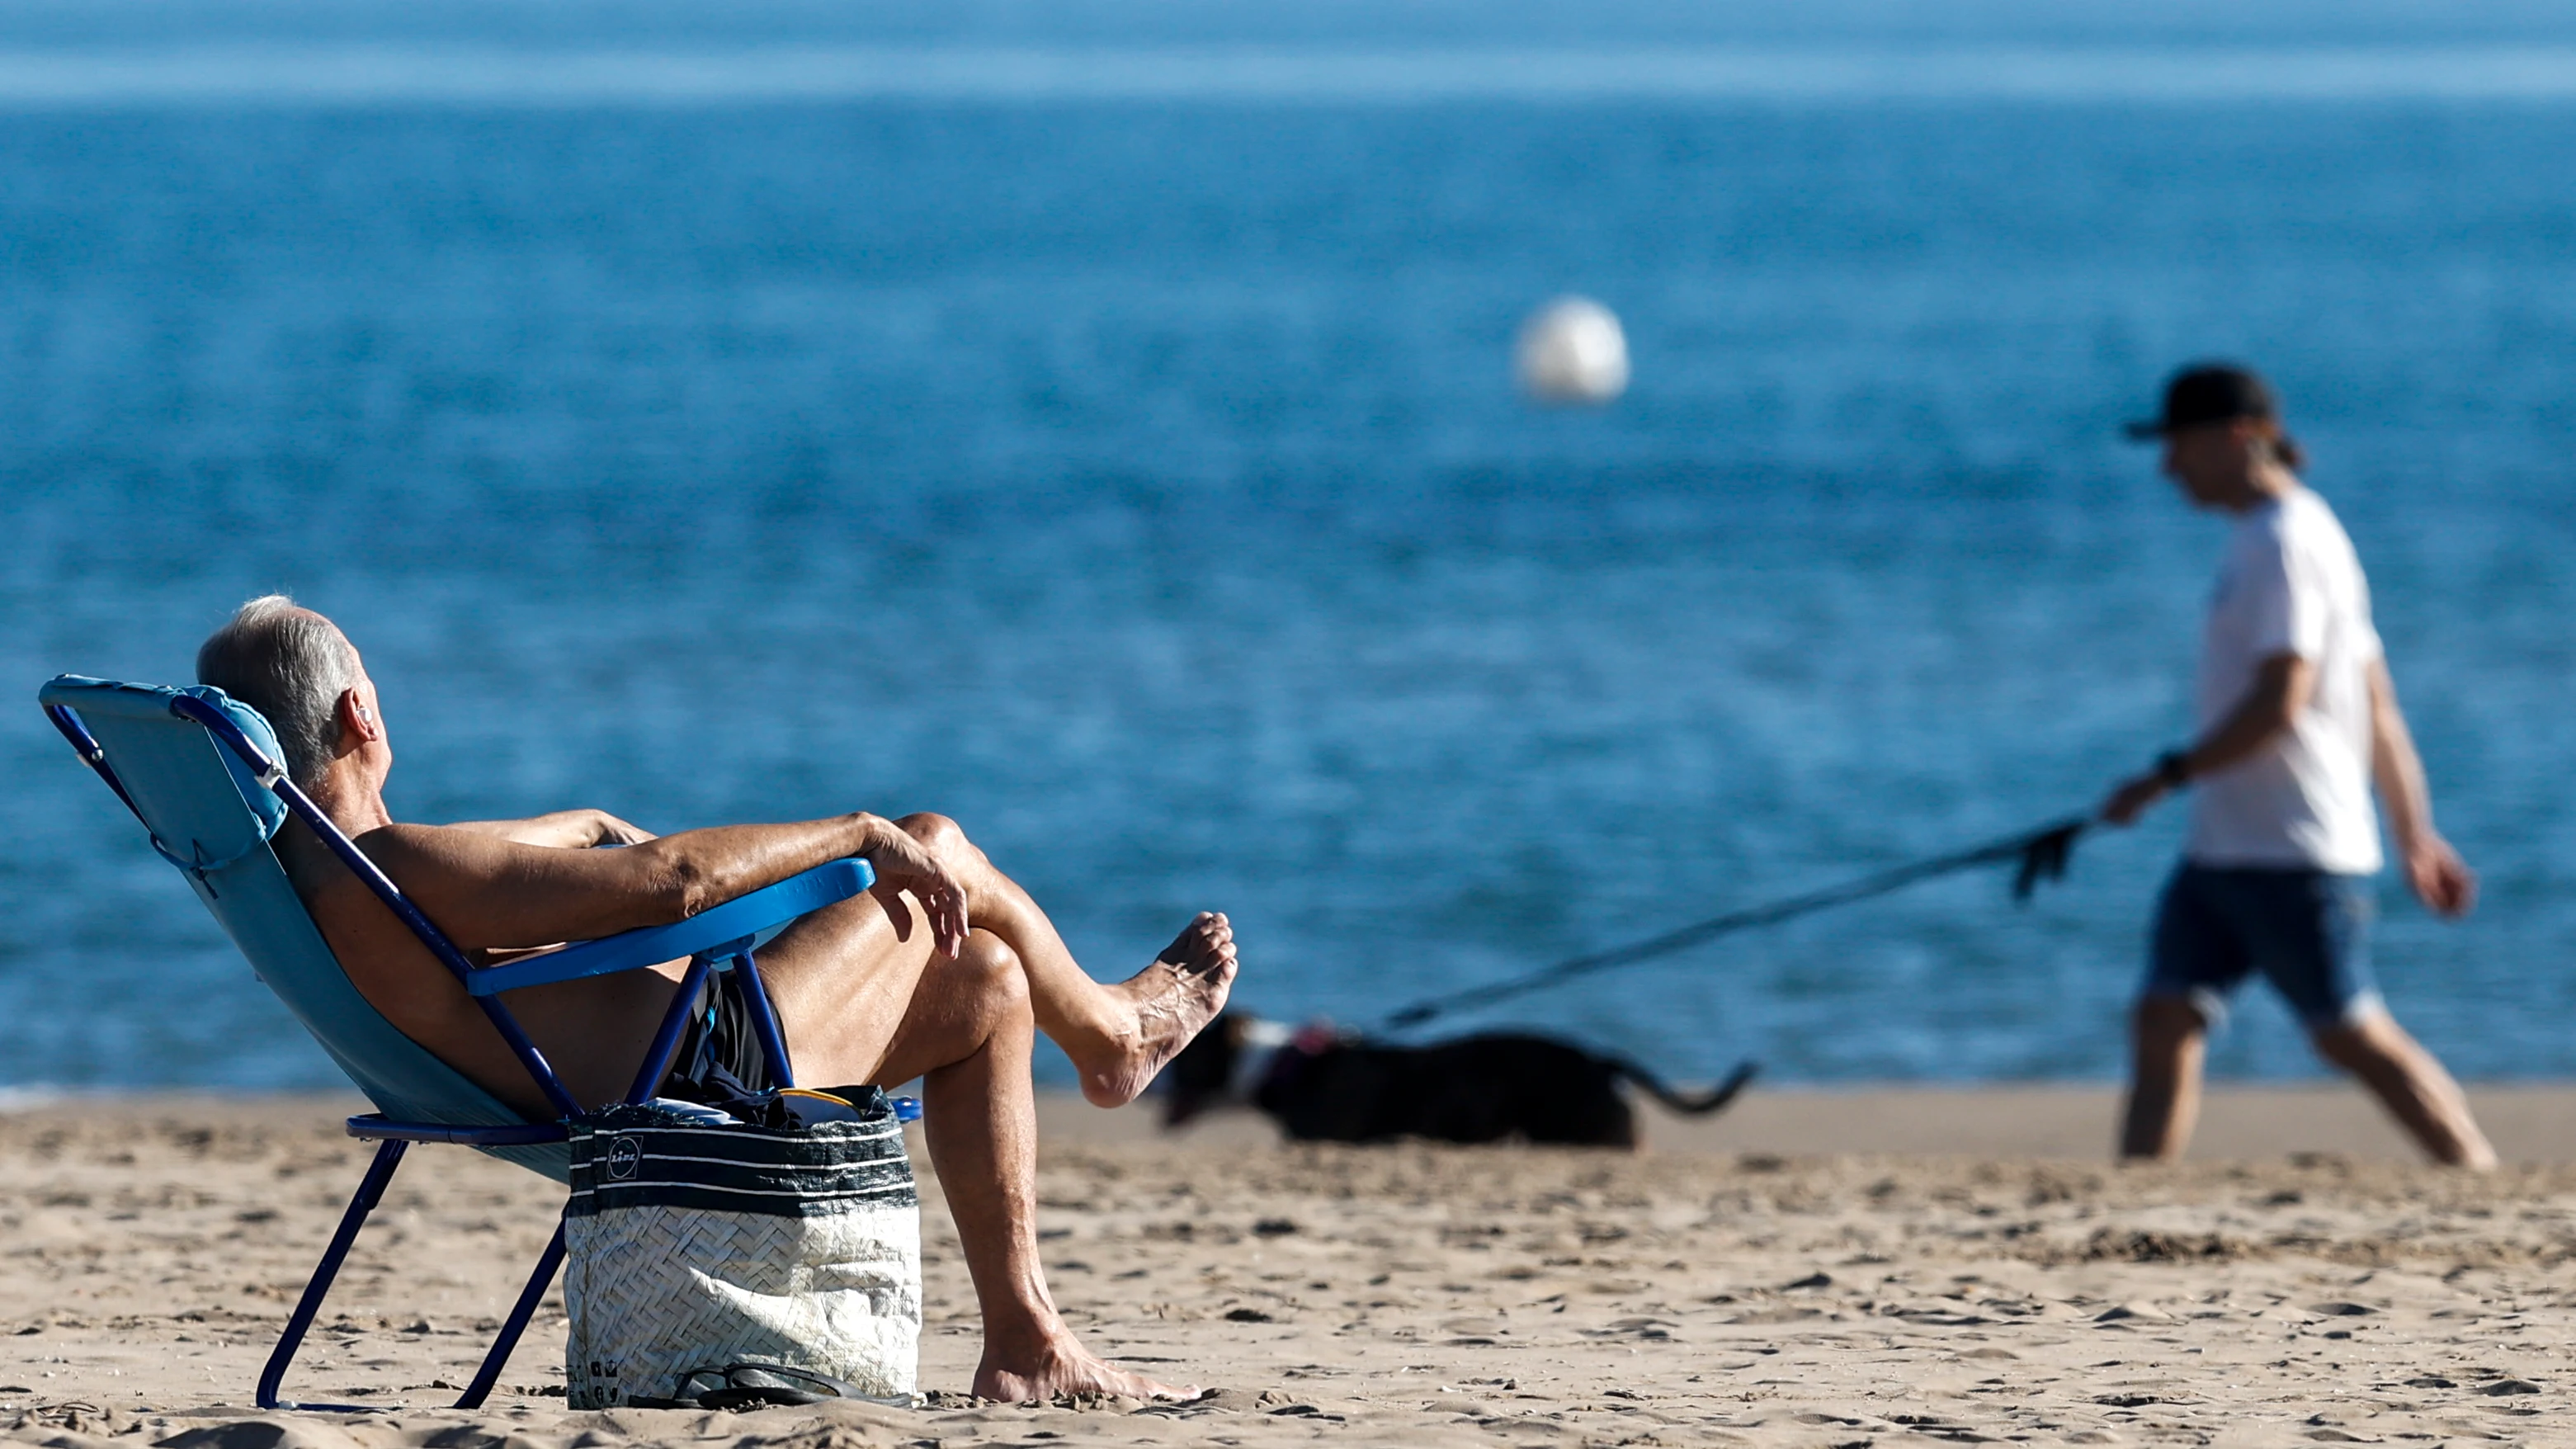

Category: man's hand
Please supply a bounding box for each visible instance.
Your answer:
[590,810,658,846]
[2403,834,2477,918]
[858,821,970,959]
[2100,772,2170,827]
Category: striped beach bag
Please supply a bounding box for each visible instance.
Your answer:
[562,1092,922,1409]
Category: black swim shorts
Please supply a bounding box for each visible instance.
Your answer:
[663,970,777,1099]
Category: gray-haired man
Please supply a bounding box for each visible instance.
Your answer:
[197,595,1241,1398]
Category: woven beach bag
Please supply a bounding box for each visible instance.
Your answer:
[562,1093,922,1409]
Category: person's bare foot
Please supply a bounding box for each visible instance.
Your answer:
[1073,912,1238,1108]
[975,1337,1201,1403]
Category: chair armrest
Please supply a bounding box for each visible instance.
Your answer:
[461,858,876,997]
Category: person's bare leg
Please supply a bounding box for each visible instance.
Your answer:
[2119,996,2208,1162]
[745,887,950,1088]
[895,813,1238,1107]
[870,931,1197,1401]
[712,899,1192,1395]
[2311,1010,2497,1169]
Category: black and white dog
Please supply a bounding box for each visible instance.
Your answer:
[1161,1012,1758,1149]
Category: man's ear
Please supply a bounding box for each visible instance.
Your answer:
[337,688,378,748]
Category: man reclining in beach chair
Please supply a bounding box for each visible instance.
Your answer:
[196,596,1238,1403]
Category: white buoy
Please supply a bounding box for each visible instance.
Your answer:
[1515,295,1630,405]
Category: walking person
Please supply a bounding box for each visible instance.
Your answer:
[2100,363,2495,1168]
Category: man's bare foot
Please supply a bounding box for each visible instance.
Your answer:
[1074,912,1238,1108]
[975,1338,1201,1403]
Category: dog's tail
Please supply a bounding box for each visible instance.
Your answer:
[1615,1059,1759,1116]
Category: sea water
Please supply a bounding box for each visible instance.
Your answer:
[3,0,2573,1092]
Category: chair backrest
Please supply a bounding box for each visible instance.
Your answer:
[40,677,568,1180]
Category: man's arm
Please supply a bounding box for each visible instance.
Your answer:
[358,811,968,956]
[2101,652,2313,825]
[2367,657,2476,917]
[441,809,658,849]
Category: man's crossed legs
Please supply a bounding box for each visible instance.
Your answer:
[744,812,1237,1399]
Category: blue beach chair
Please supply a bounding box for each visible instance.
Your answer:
[39,675,894,1411]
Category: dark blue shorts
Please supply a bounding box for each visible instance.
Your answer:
[2144,864,2382,1030]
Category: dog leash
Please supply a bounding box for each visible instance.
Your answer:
[1381,815,2089,1030]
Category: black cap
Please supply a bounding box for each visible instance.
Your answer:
[2125,363,2278,441]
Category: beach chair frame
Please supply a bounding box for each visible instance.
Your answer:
[41,681,894,1412]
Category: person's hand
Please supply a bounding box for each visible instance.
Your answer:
[2099,773,2169,827]
[591,810,658,846]
[2402,834,2477,918]
[859,820,969,958]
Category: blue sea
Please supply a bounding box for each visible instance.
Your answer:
[5,0,2574,1094]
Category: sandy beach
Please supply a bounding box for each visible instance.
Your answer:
[5,1088,2571,1448]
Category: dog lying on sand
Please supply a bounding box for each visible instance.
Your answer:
[1161,1012,1758,1148]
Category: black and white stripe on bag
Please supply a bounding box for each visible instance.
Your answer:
[569,1113,917,1217]
[564,1097,922,1409]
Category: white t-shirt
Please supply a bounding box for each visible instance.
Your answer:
[2185,486,2385,875]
